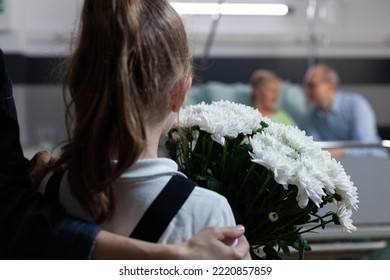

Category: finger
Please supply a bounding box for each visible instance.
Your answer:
[216,225,245,242]
[29,151,54,188]
[232,235,251,260]
[29,150,52,164]
[29,151,52,174]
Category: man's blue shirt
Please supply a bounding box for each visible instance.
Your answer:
[307,91,388,158]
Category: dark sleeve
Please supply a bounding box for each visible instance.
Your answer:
[0,49,101,259]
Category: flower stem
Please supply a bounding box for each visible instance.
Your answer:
[218,140,229,176]
[238,162,256,192]
[297,213,335,235]
[244,172,272,220]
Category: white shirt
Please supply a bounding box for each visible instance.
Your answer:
[38,158,236,244]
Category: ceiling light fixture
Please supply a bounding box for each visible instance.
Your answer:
[170,2,290,16]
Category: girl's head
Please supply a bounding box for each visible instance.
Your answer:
[61,0,192,222]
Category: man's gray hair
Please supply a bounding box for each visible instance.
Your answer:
[317,64,340,86]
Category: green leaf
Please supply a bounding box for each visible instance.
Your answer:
[263,245,282,260]
[279,240,291,256]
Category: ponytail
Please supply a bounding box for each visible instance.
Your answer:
[58,0,191,222]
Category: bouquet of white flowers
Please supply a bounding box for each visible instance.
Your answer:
[166,100,359,259]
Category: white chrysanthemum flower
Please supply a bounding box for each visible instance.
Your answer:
[250,121,358,212]
[178,101,264,145]
[250,134,300,187]
[300,153,334,192]
[251,130,299,160]
[294,169,326,208]
[327,159,359,210]
[251,149,298,188]
[263,122,320,155]
[335,204,357,232]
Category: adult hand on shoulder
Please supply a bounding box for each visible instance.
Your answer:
[92,225,251,260]
[28,151,56,189]
[181,225,251,260]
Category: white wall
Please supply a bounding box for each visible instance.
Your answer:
[1,0,390,57]
[183,0,390,57]
[0,0,81,55]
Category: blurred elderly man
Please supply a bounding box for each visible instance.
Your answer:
[304,64,388,158]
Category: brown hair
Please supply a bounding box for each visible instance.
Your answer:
[58,0,192,222]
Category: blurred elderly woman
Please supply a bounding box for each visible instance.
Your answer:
[250,70,296,126]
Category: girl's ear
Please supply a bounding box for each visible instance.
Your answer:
[171,77,192,112]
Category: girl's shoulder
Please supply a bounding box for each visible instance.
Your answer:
[191,185,230,205]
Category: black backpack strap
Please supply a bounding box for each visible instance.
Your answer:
[130,175,195,242]
[45,170,65,202]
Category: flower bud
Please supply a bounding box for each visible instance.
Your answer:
[268,212,279,223]
[192,129,200,141]
[240,136,249,145]
[171,131,181,142]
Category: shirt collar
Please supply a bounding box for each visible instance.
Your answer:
[314,92,341,117]
[118,158,185,181]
